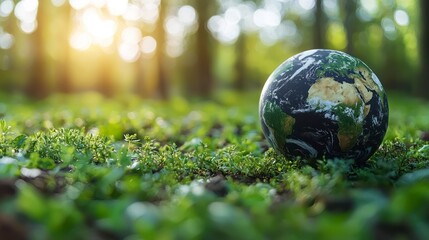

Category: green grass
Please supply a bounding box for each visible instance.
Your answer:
[0,91,429,240]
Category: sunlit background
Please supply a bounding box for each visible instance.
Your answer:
[0,0,424,99]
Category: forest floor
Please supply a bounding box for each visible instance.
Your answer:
[0,91,429,239]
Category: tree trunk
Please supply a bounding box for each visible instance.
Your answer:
[57,3,73,93]
[97,53,115,97]
[135,1,168,99]
[234,33,246,90]
[344,0,357,55]
[194,0,214,97]
[313,0,325,49]
[155,0,168,99]
[420,0,429,99]
[26,1,49,99]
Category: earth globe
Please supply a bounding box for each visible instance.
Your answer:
[259,49,389,164]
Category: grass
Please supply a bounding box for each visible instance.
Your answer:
[0,91,429,240]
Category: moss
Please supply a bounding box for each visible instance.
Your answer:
[0,92,428,239]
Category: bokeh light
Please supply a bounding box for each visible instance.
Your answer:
[0,0,14,18]
[89,0,106,8]
[0,32,14,50]
[69,0,90,10]
[119,41,140,62]
[208,12,241,44]
[140,0,159,24]
[140,36,157,55]
[107,0,128,16]
[51,0,66,7]
[166,16,186,39]
[121,27,142,44]
[253,8,281,28]
[381,17,397,40]
[70,31,92,51]
[298,0,316,10]
[394,9,410,26]
[178,5,196,26]
[360,0,379,18]
[14,0,38,33]
[117,26,144,62]
[122,3,141,21]
[20,21,37,34]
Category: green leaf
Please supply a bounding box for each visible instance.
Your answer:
[396,168,429,186]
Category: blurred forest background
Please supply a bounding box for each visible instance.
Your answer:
[0,0,427,100]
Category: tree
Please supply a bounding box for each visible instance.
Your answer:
[193,0,216,97]
[57,3,73,93]
[135,1,168,99]
[154,0,169,99]
[313,0,326,49]
[420,0,429,99]
[26,1,50,99]
[97,52,116,97]
[343,0,357,55]
[234,33,246,90]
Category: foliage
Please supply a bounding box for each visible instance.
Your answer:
[0,0,423,98]
[0,91,428,239]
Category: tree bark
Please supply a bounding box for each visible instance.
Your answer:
[194,0,214,97]
[344,0,357,55]
[135,1,168,99]
[57,3,73,93]
[155,0,168,99]
[26,1,49,99]
[97,53,115,97]
[420,0,429,99]
[234,34,246,90]
[314,0,325,49]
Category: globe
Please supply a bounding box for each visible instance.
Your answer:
[259,49,389,164]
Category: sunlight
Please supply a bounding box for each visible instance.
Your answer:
[122,3,141,21]
[253,8,281,28]
[14,0,38,33]
[78,7,117,47]
[166,39,184,58]
[89,0,106,8]
[298,0,315,10]
[14,0,38,31]
[0,0,14,18]
[140,1,159,24]
[20,21,37,33]
[118,27,142,62]
[140,36,157,54]
[165,16,185,37]
[178,5,196,26]
[69,0,90,10]
[360,0,378,16]
[119,42,140,62]
[323,0,339,18]
[208,8,241,45]
[51,0,66,7]
[107,0,128,16]
[225,7,241,25]
[394,10,409,26]
[381,17,397,40]
[0,32,14,50]
[70,31,92,51]
[121,27,142,44]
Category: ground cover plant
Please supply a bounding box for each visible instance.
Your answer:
[0,91,429,240]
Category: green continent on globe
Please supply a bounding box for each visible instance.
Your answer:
[349,67,385,105]
[307,77,364,151]
[262,101,295,150]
